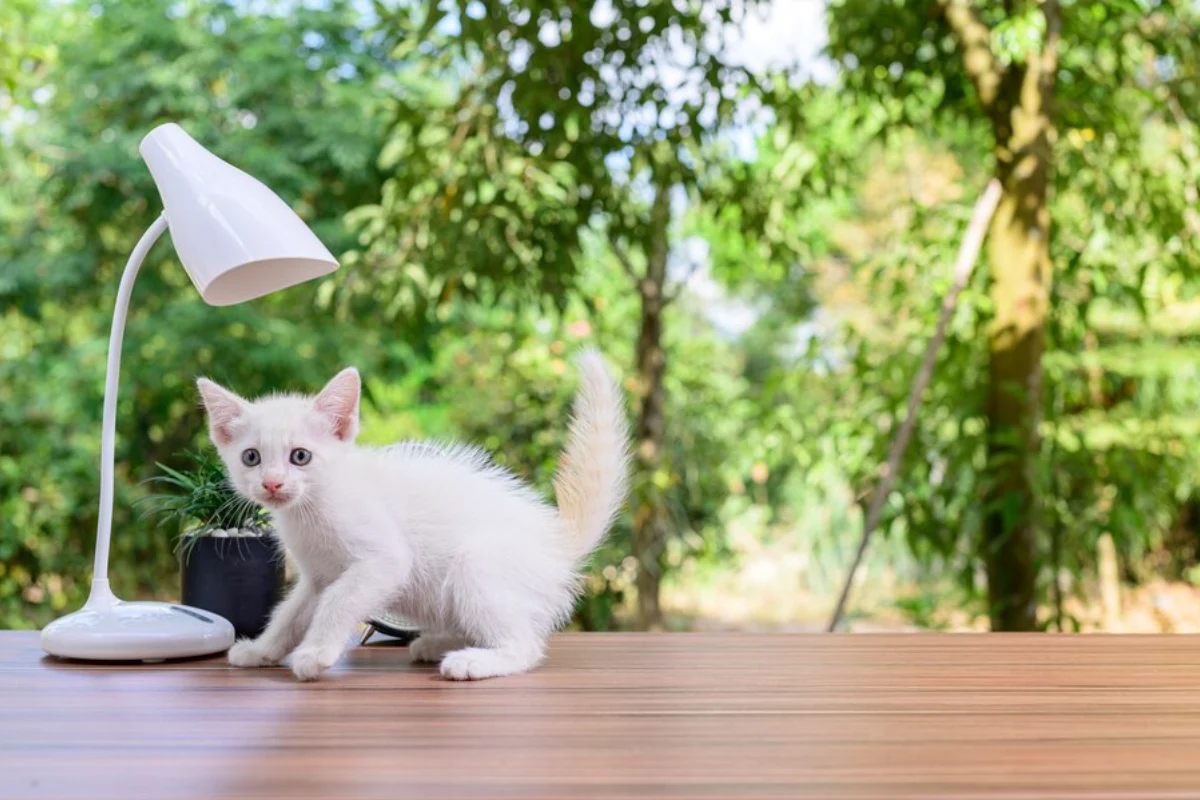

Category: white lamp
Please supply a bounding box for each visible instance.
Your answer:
[41,123,338,661]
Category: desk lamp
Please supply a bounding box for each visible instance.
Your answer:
[41,123,338,660]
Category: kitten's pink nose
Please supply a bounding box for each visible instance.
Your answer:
[262,479,284,495]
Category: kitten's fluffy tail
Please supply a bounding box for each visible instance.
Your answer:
[553,349,630,563]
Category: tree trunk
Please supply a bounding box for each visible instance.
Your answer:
[982,8,1059,631]
[632,185,670,630]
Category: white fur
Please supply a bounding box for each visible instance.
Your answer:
[200,350,629,681]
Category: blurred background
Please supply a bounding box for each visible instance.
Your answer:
[2,0,1199,634]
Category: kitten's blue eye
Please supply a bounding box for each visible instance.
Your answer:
[241,448,260,467]
[290,448,312,466]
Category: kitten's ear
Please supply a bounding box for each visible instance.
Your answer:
[313,367,360,442]
[196,378,248,446]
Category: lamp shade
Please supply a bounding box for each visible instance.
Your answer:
[139,123,338,306]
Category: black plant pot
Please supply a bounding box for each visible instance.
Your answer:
[180,534,283,640]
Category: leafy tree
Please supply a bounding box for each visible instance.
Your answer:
[826,0,1200,629]
[358,0,782,626]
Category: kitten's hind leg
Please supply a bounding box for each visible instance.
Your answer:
[408,633,470,664]
[439,637,545,681]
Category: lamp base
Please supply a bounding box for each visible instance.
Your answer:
[41,580,235,661]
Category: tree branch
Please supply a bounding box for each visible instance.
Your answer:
[826,178,1003,632]
[939,0,1003,110]
[663,259,701,306]
[610,238,641,283]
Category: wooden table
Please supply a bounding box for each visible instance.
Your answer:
[4,631,1200,799]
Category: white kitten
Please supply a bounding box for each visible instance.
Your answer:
[196,350,629,681]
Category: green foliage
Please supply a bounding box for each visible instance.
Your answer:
[351,0,786,317]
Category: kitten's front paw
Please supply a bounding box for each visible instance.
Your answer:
[290,643,342,681]
[228,639,279,668]
[440,647,517,681]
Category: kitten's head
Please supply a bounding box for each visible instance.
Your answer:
[196,368,360,511]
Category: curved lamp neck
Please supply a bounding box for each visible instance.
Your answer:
[87,213,169,609]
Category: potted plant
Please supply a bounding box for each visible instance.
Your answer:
[141,450,283,640]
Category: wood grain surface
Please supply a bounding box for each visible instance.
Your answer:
[4,631,1200,799]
